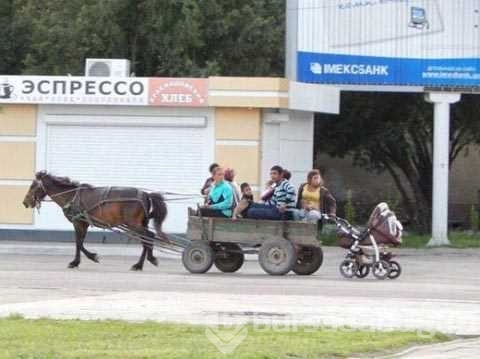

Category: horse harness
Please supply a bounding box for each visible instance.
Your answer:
[34,177,185,253]
[41,182,150,226]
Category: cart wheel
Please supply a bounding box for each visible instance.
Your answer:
[339,259,358,279]
[214,243,244,273]
[388,260,402,279]
[372,260,391,280]
[259,238,297,275]
[355,264,370,278]
[182,241,214,274]
[292,246,323,275]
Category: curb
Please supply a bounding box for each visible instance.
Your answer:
[372,337,480,359]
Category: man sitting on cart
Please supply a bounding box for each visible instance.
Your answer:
[246,165,296,220]
[199,166,234,218]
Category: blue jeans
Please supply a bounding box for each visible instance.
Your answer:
[246,204,292,220]
[292,209,322,223]
[199,208,229,218]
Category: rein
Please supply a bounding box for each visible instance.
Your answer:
[33,180,91,213]
[34,179,202,215]
[29,175,186,253]
[48,187,84,198]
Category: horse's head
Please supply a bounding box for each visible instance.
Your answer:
[22,172,48,209]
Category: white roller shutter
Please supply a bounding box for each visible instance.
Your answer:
[37,115,211,232]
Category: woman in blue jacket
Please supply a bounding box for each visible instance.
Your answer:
[199,167,234,218]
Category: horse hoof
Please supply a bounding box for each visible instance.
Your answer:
[92,254,100,263]
[68,262,79,268]
[130,264,143,271]
[148,257,158,266]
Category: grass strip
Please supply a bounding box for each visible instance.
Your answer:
[0,316,448,359]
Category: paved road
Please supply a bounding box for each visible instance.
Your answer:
[0,241,479,357]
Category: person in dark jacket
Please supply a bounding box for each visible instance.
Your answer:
[294,169,336,222]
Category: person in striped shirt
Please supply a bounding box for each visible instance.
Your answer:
[246,165,297,220]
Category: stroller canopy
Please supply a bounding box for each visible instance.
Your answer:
[367,202,403,246]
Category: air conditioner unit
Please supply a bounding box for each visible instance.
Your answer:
[85,59,131,77]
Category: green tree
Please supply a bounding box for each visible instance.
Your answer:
[16,0,126,75]
[0,0,32,74]
[315,93,480,231]
[469,205,479,232]
[0,0,14,73]
[197,0,285,76]
[344,189,356,224]
[5,0,285,77]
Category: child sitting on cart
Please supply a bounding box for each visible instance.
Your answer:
[232,182,254,220]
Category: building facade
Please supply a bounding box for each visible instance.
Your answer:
[0,76,339,234]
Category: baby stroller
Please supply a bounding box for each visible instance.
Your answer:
[332,202,403,280]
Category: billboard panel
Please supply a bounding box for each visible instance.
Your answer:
[297,0,480,87]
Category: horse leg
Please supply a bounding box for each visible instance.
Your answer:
[147,248,158,266]
[146,192,167,267]
[80,243,100,263]
[79,229,99,263]
[69,222,88,268]
[130,227,155,270]
[131,245,147,271]
[145,229,158,267]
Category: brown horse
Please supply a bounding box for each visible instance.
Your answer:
[22,171,168,270]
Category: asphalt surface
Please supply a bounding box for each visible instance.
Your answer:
[0,241,479,357]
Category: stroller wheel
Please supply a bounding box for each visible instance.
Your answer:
[372,260,390,280]
[388,260,402,279]
[339,259,359,279]
[355,264,370,278]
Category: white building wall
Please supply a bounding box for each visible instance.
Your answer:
[34,105,215,233]
[261,109,314,190]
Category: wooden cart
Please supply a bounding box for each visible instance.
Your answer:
[182,209,324,276]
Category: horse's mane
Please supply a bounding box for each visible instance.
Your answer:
[35,171,94,189]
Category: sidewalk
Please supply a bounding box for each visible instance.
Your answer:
[375,337,480,359]
[1,291,479,335]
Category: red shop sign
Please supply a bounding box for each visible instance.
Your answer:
[148,78,208,107]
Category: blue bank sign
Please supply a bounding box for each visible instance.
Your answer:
[296,0,480,87]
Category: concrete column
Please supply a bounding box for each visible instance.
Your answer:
[285,0,298,80]
[425,92,461,246]
[261,109,313,189]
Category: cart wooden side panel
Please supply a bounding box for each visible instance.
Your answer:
[187,216,319,246]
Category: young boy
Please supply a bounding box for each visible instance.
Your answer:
[260,169,290,203]
[232,182,254,219]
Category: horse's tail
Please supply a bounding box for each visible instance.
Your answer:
[148,192,168,242]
